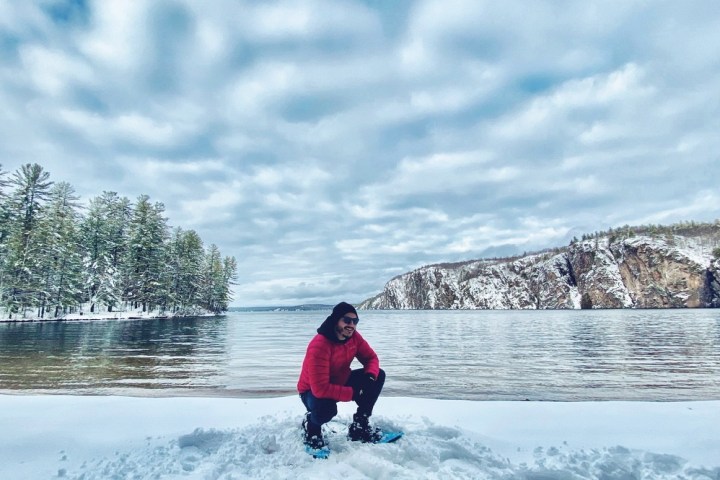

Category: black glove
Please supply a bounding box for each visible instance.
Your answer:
[353,373,376,402]
[352,383,365,403]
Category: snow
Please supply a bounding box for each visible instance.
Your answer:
[1,395,718,479]
[0,304,216,322]
[626,235,713,269]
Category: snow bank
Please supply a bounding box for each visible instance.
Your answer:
[0,304,216,322]
[1,395,718,479]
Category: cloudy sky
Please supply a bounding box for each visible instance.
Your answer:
[1,1,719,306]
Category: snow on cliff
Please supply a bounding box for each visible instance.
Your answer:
[361,234,720,309]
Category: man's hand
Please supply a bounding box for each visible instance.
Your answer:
[352,383,364,402]
[353,373,376,402]
[353,385,365,403]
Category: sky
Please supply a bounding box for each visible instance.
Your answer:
[1,0,719,307]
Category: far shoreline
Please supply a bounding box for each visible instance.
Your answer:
[0,312,223,324]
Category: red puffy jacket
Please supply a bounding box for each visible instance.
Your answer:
[297,330,380,402]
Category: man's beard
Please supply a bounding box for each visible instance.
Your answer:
[337,325,354,338]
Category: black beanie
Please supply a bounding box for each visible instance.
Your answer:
[330,301,358,321]
[317,301,358,341]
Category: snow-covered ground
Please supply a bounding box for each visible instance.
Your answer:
[1,395,718,479]
[0,305,216,322]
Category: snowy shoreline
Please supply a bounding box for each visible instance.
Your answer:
[0,309,221,323]
[1,395,718,479]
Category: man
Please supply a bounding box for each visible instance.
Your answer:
[297,302,386,450]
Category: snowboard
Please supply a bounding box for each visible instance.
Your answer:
[305,431,404,459]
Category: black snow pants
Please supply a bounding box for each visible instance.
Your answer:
[299,368,386,427]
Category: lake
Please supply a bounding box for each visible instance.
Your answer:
[1,309,719,401]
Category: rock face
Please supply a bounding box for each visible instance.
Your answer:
[359,234,720,309]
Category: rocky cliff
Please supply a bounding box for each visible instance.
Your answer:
[359,234,720,309]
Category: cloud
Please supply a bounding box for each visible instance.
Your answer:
[365,150,510,197]
[1,0,719,305]
[19,44,94,96]
[78,0,151,72]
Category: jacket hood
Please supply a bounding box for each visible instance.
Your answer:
[317,315,344,342]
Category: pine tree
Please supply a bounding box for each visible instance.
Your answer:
[36,182,84,318]
[0,164,53,317]
[221,255,238,311]
[0,163,236,318]
[165,228,205,313]
[200,244,223,313]
[106,194,131,311]
[180,230,206,310]
[79,192,129,313]
[163,228,182,311]
[201,253,238,314]
[0,164,11,247]
[123,195,168,312]
[147,201,170,311]
[0,165,12,298]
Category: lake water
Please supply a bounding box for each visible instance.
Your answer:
[1,309,719,401]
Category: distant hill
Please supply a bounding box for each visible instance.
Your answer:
[229,304,334,312]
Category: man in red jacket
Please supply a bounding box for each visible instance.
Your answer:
[297,302,386,450]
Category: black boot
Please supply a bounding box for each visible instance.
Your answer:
[302,413,325,449]
[348,413,382,443]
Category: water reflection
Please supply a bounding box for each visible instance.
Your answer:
[0,317,227,392]
[1,310,720,400]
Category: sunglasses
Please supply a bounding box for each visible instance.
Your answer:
[341,315,359,325]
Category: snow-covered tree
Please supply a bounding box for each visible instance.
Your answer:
[0,165,12,295]
[0,164,11,247]
[79,192,130,313]
[0,163,236,318]
[198,245,237,314]
[165,228,206,313]
[221,255,238,310]
[36,182,84,318]
[0,164,53,317]
[199,244,222,313]
[123,195,169,312]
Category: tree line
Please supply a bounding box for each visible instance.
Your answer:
[0,163,237,319]
[570,220,720,245]
[428,219,720,272]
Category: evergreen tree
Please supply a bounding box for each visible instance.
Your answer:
[123,195,168,312]
[165,228,205,312]
[163,228,183,311]
[200,251,238,314]
[106,194,132,310]
[0,165,12,298]
[36,182,84,318]
[200,244,223,313]
[0,164,11,247]
[0,163,236,318]
[181,230,206,309]
[221,255,238,311]
[0,164,53,316]
[80,192,129,313]
[147,201,170,311]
